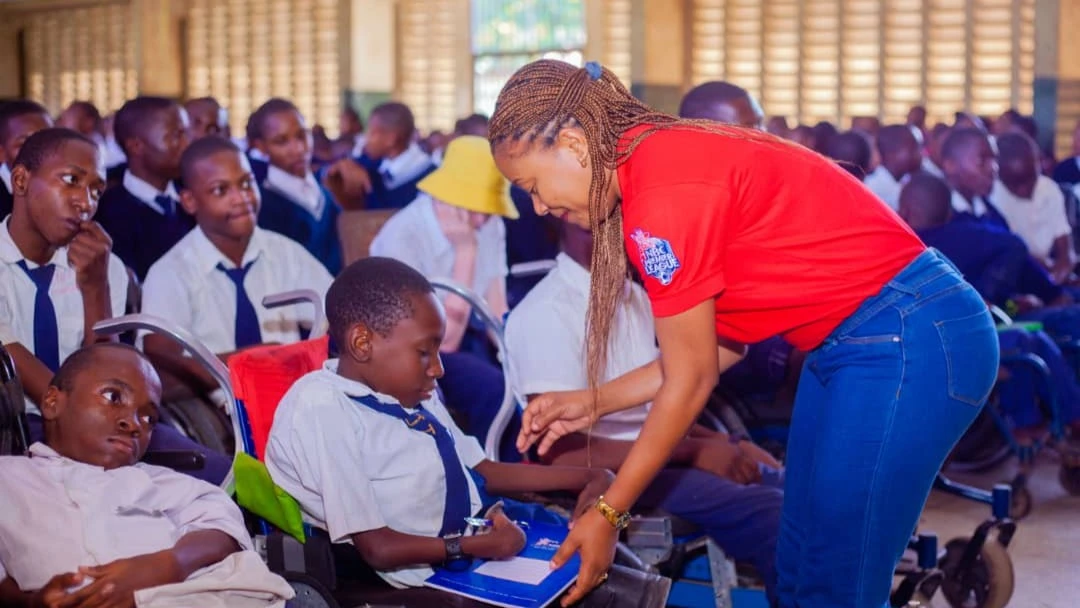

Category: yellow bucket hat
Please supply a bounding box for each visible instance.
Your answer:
[418,135,519,220]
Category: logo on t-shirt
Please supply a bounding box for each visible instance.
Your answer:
[631,229,681,286]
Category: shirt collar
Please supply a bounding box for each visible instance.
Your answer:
[378,143,432,189]
[122,170,179,215]
[320,359,428,412]
[264,165,324,213]
[0,163,11,193]
[27,442,62,460]
[0,216,70,268]
[190,225,266,275]
[951,190,988,216]
[870,165,901,185]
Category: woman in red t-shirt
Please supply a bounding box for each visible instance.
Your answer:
[489,60,999,608]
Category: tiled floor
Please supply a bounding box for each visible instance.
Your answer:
[914,456,1080,607]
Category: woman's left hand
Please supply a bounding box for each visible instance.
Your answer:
[570,470,615,525]
[552,508,617,607]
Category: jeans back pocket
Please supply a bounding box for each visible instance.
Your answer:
[935,311,1000,406]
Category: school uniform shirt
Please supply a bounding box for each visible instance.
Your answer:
[265,361,486,589]
[370,193,508,297]
[1052,156,1080,186]
[95,171,196,280]
[0,217,128,415]
[0,443,292,608]
[347,144,438,210]
[990,176,1071,264]
[922,157,944,178]
[0,164,12,220]
[505,253,653,441]
[615,125,926,351]
[863,166,904,211]
[257,167,342,276]
[141,226,333,354]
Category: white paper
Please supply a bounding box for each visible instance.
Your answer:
[472,557,553,586]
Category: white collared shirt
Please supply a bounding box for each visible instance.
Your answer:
[0,443,254,588]
[265,361,486,589]
[103,135,127,169]
[505,253,654,441]
[0,217,129,415]
[122,170,180,216]
[264,165,325,216]
[369,194,507,298]
[141,227,333,354]
[922,157,944,178]
[863,166,904,211]
[377,143,433,190]
[990,176,1071,263]
[951,190,990,217]
[0,164,11,194]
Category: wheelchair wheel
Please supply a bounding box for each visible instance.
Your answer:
[160,397,234,455]
[281,572,341,608]
[939,537,1014,608]
[946,408,1011,473]
[1009,480,1033,520]
[1059,463,1080,496]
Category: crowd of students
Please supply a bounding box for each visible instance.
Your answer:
[1,80,1079,606]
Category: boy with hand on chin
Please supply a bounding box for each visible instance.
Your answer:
[0,343,293,608]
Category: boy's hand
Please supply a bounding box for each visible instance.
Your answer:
[30,572,111,608]
[737,439,782,470]
[571,470,615,527]
[74,550,181,608]
[692,440,762,485]
[434,202,478,249]
[323,158,372,205]
[468,510,527,560]
[67,221,112,293]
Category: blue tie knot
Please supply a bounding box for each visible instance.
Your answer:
[155,195,178,218]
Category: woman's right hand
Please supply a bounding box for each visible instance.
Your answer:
[466,511,527,560]
[517,390,597,456]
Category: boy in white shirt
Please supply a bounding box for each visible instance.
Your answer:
[370,135,521,460]
[0,100,53,220]
[505,219,784,601]
[143,137,333,395]
[0,343,293,608]
[863,125,923,211]
[992,132,1075,283]
[266,257,617,605]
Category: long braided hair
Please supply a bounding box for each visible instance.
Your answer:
[488,59,782,414]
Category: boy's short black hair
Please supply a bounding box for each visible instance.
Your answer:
[996,132,1038,166]
[876,124,916,157]
[113,96,178,155]
[13,128,96,173]
[369,102,416,138]
[941,127,989,163]
[66,101,102,124]
[0,100,50,143]
[246,98,301,142]
[180,136,244,188]
[825,131,872,180]
[49,343,149,392]
[326,257,435,346]
[678,81,750,119]
[899,171,953,226]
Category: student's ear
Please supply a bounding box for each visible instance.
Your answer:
[178,189,199,217]
[124,136,144,160]
[250,138,268,156]
[345,323,374,363]
[10,165,30,196]
[39,386,64,421]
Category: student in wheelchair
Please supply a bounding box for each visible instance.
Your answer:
[505,218,784,601]
[265,257,667,607]
[0,343,292,607]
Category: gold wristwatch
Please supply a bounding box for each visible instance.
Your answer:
[594,495,632,530]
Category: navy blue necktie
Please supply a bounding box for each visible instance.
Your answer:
[154,195,177,218]
[16,261,60,371]
[216,261,262,349]
[350,394,472,536]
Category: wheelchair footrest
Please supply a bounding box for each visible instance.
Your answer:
[625,516,673,548]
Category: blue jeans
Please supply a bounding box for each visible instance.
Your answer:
[775,249,999,608]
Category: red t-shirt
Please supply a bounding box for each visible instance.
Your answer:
[618,125,926,350]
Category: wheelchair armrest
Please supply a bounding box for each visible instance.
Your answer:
[142,450,206,471]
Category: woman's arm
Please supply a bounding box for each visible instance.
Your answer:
[600,299,743,512]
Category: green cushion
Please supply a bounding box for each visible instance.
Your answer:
[233,452,306,542]
[997,321,1043,332]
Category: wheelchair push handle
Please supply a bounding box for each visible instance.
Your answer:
[261,290,328,340]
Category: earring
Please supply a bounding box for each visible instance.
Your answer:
[579,157,587,168]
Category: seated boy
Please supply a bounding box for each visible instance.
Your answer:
[95,97,195,280]
[184,97,229,142]
[505,219,783,599]
[142,137,334,407]
[991,132,1075,283]
[369,135,519,460]
[0,127,226,482]
[0,343,293,608]
[0,100,53,219]
[324,102,437,210]
[863,124,923,211]
[265,258,618,605]
[249,98,344,275]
